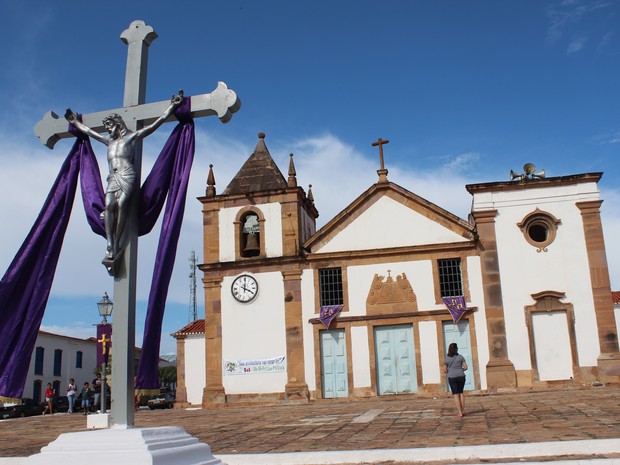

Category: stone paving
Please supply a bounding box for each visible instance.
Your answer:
[1,387,620,458]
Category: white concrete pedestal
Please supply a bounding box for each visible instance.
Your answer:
[25,426,224,465]
[86,412,110,429]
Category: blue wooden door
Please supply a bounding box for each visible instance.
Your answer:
[443,320,475,391]
[375,325,418,395]
[320,330,349,398]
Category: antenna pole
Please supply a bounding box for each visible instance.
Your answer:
[189,251,197,322]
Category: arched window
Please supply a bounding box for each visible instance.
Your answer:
[517,208,561,252]
[240,211,261,258]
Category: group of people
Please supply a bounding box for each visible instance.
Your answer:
[41,376,104,416]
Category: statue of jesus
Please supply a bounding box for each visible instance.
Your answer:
[65,91,184,268]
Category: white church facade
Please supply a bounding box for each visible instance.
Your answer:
[174,133,619,405]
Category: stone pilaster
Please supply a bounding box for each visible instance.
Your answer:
[472,209,517,389]
[202,205,220,265]
[202,276,226,405]
[576,200,620,378]
[175,335,187,404]
[282,269,309,400]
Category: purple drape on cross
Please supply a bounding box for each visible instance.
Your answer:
[0,98,195,401]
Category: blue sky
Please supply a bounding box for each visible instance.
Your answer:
[0,1,619,355]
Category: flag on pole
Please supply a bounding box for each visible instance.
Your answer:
[96,323,112,366]
[319,305,343,329]
[441,296,471,323]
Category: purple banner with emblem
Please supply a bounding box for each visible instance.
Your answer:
[441,296,471,323]
[96,323,112,366]
[319,305,343,329]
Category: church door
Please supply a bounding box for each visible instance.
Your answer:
[532,311,573,380]
[320,330,349,398]
[443,320,475,391]
[374,325,418,395]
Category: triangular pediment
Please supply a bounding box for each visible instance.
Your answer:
[305,182,475,254]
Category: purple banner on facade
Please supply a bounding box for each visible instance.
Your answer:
[96,323,112,366]
[441,295,471,323]
[319,305,343,329]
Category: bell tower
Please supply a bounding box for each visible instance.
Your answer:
[197,132,318,404]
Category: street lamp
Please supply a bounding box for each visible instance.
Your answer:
[97,292,114,323]
[97,292,113,414]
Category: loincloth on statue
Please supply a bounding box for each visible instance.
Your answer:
[106,165,136,196]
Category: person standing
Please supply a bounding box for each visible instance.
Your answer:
[80,382,90,415]
[444,342,468,418]
[93,376,101,411]
[42,382,54,416]
[66,378,76,414]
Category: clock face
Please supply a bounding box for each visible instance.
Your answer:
[231,274,258,303]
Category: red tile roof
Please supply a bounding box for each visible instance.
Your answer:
[613,291,620,305]
[172,319,205,337]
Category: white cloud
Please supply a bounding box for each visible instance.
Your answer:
[567,36,587,54]
[545,0,611,48]
[590,129,620,145]
[39,325,95,340]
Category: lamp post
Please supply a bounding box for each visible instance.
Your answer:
[97,292,113,414]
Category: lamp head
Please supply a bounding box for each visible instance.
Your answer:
[97,292,114,322]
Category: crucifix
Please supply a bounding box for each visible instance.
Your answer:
[34,20,240,428]
[371,137,389,183]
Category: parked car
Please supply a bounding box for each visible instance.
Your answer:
[1,398,42,419]
[147,392,175,410]
[39,396,70,413]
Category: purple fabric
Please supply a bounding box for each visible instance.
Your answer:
[319,305,343,329]
[136,98,195,391]
[442,296,471,323]
[97,323,112,366]
[0,136,85,400]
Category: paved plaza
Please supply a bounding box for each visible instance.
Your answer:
[1,387,620,462]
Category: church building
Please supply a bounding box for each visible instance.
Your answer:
[174,133,619,406]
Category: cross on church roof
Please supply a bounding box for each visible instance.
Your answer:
[371,137,390,183]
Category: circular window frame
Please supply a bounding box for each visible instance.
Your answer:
[517,208,561,252]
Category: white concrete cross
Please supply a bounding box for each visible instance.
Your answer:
[33,20,239,428]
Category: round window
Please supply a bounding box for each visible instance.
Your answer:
[517,209,560,252]
[527,223,548,243]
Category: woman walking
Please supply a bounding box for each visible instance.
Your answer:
[444,342,468,417]
[42,382,54,415]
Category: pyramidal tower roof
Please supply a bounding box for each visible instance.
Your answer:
[222,132,288,195]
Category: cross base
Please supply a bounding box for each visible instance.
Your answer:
[25,426,224,465]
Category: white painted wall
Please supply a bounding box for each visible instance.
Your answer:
[467,255,489,390]
[419,320,441,385]
[315,196,469,254]
[301,268,317,392]
[184,335,205,405]
[221,272,288,394]
[219,203,284,262]
[350,326,371,389]
[615,303,620,342]
[472,182,601,371]
[23,332,97,401]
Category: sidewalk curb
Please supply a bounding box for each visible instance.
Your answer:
[217,438,620,465]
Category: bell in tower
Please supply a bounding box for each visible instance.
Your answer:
[241,213,260,257]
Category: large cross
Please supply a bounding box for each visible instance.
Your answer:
[371,137,389,183]
[34,20,240,428]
